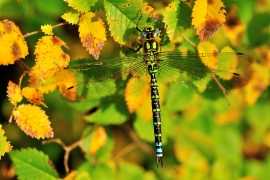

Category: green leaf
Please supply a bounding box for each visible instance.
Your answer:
[75,171,91,180]
[81,126,114,163]
[245,103,270,142]
[84,101,129,125]
[165,85,194,111]
[34,0,69,17]
[77,163,116,180]
[104,0,149,45]
[247,12,270,47]
[67,0,97,12]
[61,12,80,25]
[9,148,58,180]
[212,158,240,180]
[164,0,192,43]
[134,115,154,143]
[117,161,145,180]
[212,126,242,163]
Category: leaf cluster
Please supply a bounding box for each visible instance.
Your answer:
[0,0,269,179]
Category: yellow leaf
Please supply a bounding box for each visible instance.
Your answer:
[0,124,13,159]
[136,97,152,122]
[64,171,77,180]
[33,35,70,74]
[12,104,54,139]
[22,87,47,107]
[41,24,53,35]
[197,41,218,69]
[0,19,28,65]
[244,63,269,106]
[192,0,226,41]
[214,108,240,125]
[7,81,22,105]
[142,5,154,14]
[79,12,107,59]
[28,66,59,94]
[136,83,167,122]
[223,5,245,46]
[29,36,70,92]
[125,76,150,113]
[89,126,107,156]
[217,46,237,80]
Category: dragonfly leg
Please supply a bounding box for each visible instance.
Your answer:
[125,44,142,52]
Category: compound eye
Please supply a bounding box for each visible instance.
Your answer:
[153,29,160,36]
[141,31,147,38]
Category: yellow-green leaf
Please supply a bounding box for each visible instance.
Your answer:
[192,0,226,41]
[79,12,106,59]
[61,12,80,25]
[0,124,12,159]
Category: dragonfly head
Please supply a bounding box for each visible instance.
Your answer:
[141,27,160,39]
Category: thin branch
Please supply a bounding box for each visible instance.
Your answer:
[23,22,68,38]
[111,123,155,164]
[16,59,31,72]
[113,142,137,163]
[8,105,16,125]
[210,72,231,105]
[181,33,197,49]
[42,136,86,174]
[8,71,27,124]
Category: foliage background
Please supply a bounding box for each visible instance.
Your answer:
[0,0,269,179]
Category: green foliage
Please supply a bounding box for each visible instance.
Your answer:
[9,148,58,180]
[164,0,192,42]
[61,12,80,25]
[104,0,148,44]
[247,12,270,47]
[0,0,269,180]
[67,0,97,12]
[84,102,129,125]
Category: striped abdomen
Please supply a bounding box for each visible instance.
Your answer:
[148,63,163,167]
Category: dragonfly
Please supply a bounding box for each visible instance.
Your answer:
[53,18,254,167]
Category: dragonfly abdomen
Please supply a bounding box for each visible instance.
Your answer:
[148,63,163,167]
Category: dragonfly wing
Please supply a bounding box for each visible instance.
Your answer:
[157,52,254,93]
[55,54,147,102]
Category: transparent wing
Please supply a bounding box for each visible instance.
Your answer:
[54,54,148,102]
[157,52,254,93]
